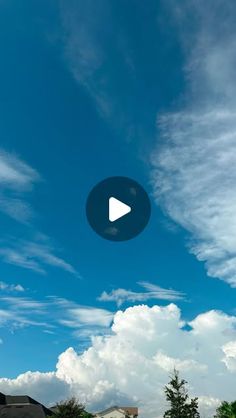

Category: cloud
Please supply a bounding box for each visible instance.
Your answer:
[1,304,236,417]
[0,238,78,276]
[0,282,24,292]
[60,0,115,120]
[1,297,46,311]
[222,341,236,372]
[0,149,40,223]
[0,295,49,330]
[59,307,113,328]
[59,0,145,140]
[0,308,48,329]
[0,294,113,337]
[0,372,69,406]
[0,149,39,190]
[151,0,236,286]
[0,149,78,277]
[54,299,113,340]
[98,282,185,306]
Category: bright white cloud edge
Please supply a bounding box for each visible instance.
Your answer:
[1,304,236,418]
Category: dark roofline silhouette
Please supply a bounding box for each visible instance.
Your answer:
[0,392,54,417]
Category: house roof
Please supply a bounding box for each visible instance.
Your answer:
[5,395,39,405]
[96,406,138,416]
[96,406,120,415]
[0,392,54,417]
[120,407,138,416]
[0,404,50,417]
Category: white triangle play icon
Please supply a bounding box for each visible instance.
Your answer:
[109,197,131,222]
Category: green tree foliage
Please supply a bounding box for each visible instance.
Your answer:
[214,401,236,418]
[163,369,200,418]
[82,411,94,418]
[50,397,93,418]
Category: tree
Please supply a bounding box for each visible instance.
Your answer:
[214,401,236,418]
[82,411,94,418]
[163,369,200,418]
[51,397,90,418]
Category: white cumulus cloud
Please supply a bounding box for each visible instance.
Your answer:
[0,304,236,417]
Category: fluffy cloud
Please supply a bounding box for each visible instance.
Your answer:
[222,341,236,372]
[151,0,236,286]
[1,304,236,417]
[0,372,69,406]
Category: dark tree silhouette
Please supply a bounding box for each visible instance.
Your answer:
[164,369,200,418]
[50,397,93,418]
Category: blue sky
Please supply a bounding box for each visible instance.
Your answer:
[1,1,236,416]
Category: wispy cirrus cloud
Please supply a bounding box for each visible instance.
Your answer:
[51,297,113,339]
[0,281,24,292]
[0,148,78,277]
[0,303,49,330]
[60,0,147,141]
[0,149,39,189]
[152,0,236,286]
[0,238,78,276]
[60,0,119,119]
[0,293,113,339]
[0,295,54,330]
[98,281,185,307]
[0,149,40,223]
[59,306,113,328]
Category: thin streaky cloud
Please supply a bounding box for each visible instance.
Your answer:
[0,297,46,311]
[60,306,113,327]
[98,281,186,307]
[0,293,113,337]
[0,239,79,276]
[0,149,79,276]
[0,149,40,223]
[60,0,141,141]
[0,282,24,292]
[0,149,40,190]
[23,242,78,276]
[151,0,236,287]
[0,196,33,224]
[60,0,112,119]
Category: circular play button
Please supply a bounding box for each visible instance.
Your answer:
[86,176,151,241]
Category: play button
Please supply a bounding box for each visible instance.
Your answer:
[86,176,151,241]
[109,197,131,222]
